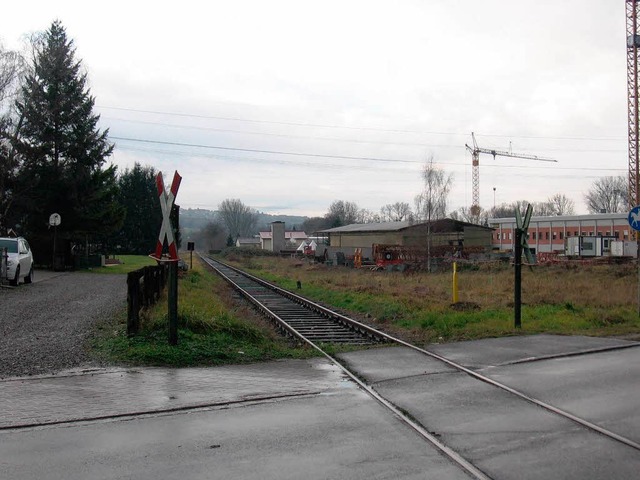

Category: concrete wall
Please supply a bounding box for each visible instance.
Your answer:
[271,222,285,252]
[329,232,402,248]
[328,225,491,250]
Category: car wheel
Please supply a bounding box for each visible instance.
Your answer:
[10,266,19,286]
[24,267,33,284]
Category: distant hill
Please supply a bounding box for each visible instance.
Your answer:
[255,212,308,232]
[180,208,308,234]
[179,208,218,232]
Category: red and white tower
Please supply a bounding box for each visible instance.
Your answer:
[627,0,640,209]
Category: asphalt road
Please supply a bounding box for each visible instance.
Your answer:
[1,271,639,479]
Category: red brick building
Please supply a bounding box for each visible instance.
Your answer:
[489,213,631,253]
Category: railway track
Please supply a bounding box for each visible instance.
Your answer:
[201,254,640,479]
[201,255,383,345]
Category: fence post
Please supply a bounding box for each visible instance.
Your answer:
[127,271,141,336]
[154,266,161,301]
[168,261,178,345]
[143,266,153,307]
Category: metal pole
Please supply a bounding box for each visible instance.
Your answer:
[52,225,57,270]
[452,262,459,304]
[514,228,522,329]
[168,261,178,345]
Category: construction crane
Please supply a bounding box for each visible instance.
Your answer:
[627,0,640,210]
[465,132,557,216]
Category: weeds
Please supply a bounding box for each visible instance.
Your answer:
[226,255,640,343]
[92,257,317,367]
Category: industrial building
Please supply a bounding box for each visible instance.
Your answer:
[489,213,633,254]
[317,219,494,260]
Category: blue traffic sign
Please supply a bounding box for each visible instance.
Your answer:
[628,206,640,231]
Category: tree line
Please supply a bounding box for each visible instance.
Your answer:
[0,21,125,262]
[0,22,180,261]
[1,21,628,262]
[194,168,630,251]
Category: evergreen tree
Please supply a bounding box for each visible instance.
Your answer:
[110,164,181,255]
[12,20,123,244]
[112,163,162,254]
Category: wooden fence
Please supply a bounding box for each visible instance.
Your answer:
[127,264,168,336]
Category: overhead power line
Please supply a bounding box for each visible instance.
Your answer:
[99,105,625,142]
[103,117,628,153]
[113,141,624,173]
[110,136,422,164]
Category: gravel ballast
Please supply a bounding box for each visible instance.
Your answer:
[0,272,126,378]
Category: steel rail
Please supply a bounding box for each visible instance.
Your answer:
[202,255,640,455]
[203,255,382,344]
[200,254,491,479]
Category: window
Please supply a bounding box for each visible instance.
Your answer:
[559,232,564,239]
[502,232,506,240]
[545,232,549,240]
[532,232,537,240]
[508,233,512,240]
[575,231,579,236]
[553,232,557,240]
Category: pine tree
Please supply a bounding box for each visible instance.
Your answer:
[113,163,162,254]
[12,20,123,243]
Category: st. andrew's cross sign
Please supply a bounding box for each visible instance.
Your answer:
[151,171,182,261]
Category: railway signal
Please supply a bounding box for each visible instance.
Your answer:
[151,170,182,345]
[514,204,534,329]
[153,171,182,261]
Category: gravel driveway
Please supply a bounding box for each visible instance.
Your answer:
[0,272,126,378]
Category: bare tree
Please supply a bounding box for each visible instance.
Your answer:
[584,176,626,213]
[356,208,380,224]
[415,158,452,222]
[325,200,359,227]
[217,199,258,239]
[532,201,554,217]
[491,200,540,218]
[546,193,575,216]
[302,216,331,233]
[0,43,25,233]
[380,202,412,222]
[415,157,453,270]
[451,206,487,225]
[192,220,226,251]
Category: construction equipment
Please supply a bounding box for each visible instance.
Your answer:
[465,132,557,216]
[627,0,640,210]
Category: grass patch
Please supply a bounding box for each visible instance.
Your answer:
[92,257,317,367]
[222,255,640,344]
[89,255,157,274]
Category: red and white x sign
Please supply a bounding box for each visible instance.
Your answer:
[153,171,182,260]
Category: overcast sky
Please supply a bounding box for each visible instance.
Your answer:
[1,1,628,217]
